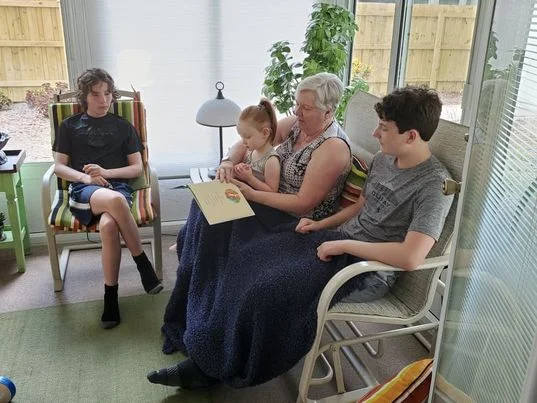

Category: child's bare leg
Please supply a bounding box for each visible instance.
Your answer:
[90,189,162,294]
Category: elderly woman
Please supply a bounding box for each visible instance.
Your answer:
[220,72,352,218]
[147,73,354,390]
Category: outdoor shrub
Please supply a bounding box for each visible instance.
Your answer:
[25,82,69,117]
[0,90,12,111]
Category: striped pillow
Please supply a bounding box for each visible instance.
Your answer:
[357,358,433,403]
[340,155,368,208]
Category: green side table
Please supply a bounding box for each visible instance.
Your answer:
[0,149,31,272]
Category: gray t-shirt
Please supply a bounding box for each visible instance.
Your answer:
[337,152,454,282]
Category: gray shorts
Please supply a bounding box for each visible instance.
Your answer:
[341,271,398,303]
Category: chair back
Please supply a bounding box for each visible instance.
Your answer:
[343,90,468,314]
[48,99,150,191]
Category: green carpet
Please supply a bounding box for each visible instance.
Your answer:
[0,292,211,403]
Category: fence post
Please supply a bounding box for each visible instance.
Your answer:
[430,10,446,89]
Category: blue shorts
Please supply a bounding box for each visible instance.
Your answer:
[68,181,133,226]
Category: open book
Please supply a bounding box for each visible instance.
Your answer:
[188,181,255,225]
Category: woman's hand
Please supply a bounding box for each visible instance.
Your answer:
[216,160,234,183]
[83,163,109,178]
[230,178,255,200]
[233,163,254,182]
[317,240,346,262]
[295,218,322,233]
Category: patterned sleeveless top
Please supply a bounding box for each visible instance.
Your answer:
[243,148,280,182]
[276,120,351,219]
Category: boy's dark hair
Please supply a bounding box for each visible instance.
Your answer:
[76,68,120,110]
[374,86,442,141]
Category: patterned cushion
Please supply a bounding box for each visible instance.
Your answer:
[357,358,433,403]
[340,154,369,208]
[48,187,155,232]
[48,100,155,231]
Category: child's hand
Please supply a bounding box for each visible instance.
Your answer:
[295,218,321,233]
[233,163,254,181]
[317,240,345,262]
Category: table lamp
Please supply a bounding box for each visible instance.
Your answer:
[196,81,241,164]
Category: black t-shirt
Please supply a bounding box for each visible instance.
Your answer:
[53,112,143,174]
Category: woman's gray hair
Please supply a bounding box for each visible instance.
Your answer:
[296,72,344,112]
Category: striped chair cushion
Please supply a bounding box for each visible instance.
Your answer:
[48,100,155,231]
[357,359,433,403]
[48,187,154,232]
[340,154,369,208]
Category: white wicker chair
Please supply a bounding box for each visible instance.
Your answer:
[296,91,469,403]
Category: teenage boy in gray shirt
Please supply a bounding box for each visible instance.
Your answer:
[296,85,453,302]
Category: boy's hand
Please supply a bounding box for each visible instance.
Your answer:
[83,164,109,178]
[233,163,253,181]
[317,240,345,262]
[83,173,110,187]
[295,218,321,233]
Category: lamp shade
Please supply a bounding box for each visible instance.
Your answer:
[196,81,241,127]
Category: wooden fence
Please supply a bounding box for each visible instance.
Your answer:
[0,0,68,102]
[354,3,477,96]
[0,2,477,102]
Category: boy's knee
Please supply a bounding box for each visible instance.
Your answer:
[99,215,119,236]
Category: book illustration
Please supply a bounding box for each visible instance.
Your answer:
[225,188,241,203]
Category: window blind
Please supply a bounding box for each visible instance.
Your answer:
[434,0,537,401]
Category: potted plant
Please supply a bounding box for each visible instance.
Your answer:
[0,212,6,241]
[262,2,369,123]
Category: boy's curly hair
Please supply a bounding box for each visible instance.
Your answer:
[76,68,120,109]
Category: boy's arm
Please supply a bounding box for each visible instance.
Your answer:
[53,152,91,183]
[317,231,436,271]
[91,152,143,179]
[296,194,365,233]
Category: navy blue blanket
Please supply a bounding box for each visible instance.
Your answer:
[161,201,363,388]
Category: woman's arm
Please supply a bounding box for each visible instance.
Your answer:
[238,138,350,215]
[273,116,297,146]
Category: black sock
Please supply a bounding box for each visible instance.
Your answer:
[101,284,120,329]
[133,251,163,295]
[147,358,220,389]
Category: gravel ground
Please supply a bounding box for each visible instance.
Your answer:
[0,102,52,162]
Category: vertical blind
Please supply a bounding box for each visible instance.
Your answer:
[434,0,537,401]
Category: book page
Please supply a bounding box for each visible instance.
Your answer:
[188,181,255,225]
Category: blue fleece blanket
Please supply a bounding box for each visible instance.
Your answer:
[161,201,363,388]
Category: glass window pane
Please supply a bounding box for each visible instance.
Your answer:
[351,1,397,97]
[403,2,478,122]
[433,0,537,400]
